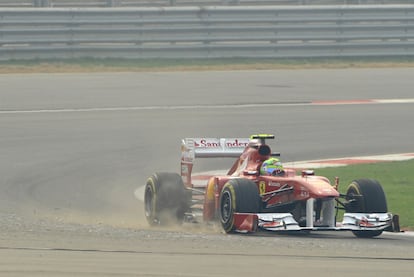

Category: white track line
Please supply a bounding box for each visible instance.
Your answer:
[1,98,413,114]
[286,153,414,169]
[0,103,309,114]
[374,99,414,104]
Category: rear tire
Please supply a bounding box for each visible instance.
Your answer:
[219,179,260,233]
[346,179,387,238]
[144,172,189,226]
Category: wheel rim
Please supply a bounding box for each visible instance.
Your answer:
[220,190,232,223]
[144,185,154,219]
[346,186,362,212]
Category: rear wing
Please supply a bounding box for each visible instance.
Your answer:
[181,138,250,187]
[182,138,250,161]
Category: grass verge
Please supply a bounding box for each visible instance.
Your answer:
[313,159,414,230]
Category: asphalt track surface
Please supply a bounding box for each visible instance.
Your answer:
[0,68,414,276]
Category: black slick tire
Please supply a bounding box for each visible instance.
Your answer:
[144,172,189,226]
[346,179,388,238]
[219,178,260,233]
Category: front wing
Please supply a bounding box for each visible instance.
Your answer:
[232,212,396,233]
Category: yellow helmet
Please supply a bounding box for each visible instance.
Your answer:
[260,158,284,176]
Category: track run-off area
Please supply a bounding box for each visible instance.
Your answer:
[0,68,413,276]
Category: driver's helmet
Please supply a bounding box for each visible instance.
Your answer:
[260,158,284,176]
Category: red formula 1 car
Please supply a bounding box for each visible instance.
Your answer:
[144,134,400,237]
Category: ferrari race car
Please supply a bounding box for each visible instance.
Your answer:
[144,134,400,237]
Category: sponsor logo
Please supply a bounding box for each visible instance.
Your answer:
[299,186,309,197]
[225,139,249,148]
[269,182,281,187]
[194,138,249,148]
[195,139,221,148]
[259,181,266,195]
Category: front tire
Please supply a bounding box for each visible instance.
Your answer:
[144,172,189,226]
[346,179,387,238]
[219,179,260,233]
